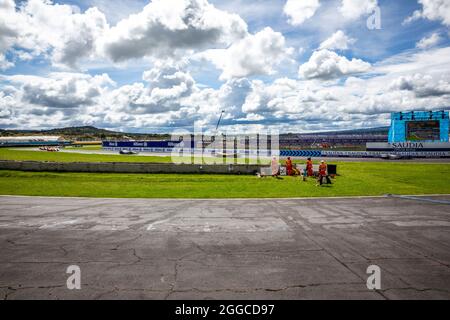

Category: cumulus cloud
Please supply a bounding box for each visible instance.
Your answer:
[0,0,22,69]
[283,0,321,26]
[0,0,19,45]
[0,0,110,69]
[219,67,449,129]
[236,78,350,130]
[416,32,441,49]
[0,54,13,70]
[242,78,298,114]
[319,30,356,51]
[99,0,248,62]
[0,72,116,129]
[103,67,254,130]
[215,78,252,118]
[298,49,371,80]
[51,7,109,68]
[0,0,248,69]
[109,61,197,114]
[0,88,17,120]
[2,1,450,132]
[105,66,256,129]
[198,27,293,80]
[5,72,114,109]
[404,0,450,26]
[339,0,378,20]
[389,73,450,97]
[3,53,450,132]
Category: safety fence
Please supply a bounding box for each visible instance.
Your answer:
[0,160,262,175]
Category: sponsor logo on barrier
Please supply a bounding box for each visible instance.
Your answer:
[391,142,424,149]
[323,150,450,157]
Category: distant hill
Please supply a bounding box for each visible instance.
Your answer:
[0,126,170,141]
[43,126,119,135]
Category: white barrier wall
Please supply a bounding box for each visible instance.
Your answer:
[0,160,262,174]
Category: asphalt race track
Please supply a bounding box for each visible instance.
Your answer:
[1,195,450,299]
[14,148,450,162]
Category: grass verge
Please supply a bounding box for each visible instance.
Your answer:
[0,148,174,163]
[1,162,449,198]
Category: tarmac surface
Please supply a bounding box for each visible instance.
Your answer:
[0,195,450,300]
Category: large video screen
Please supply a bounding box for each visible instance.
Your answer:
[406,120,440,141]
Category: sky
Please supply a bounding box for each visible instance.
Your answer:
[0,0,449,133]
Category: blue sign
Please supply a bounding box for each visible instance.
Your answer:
[280,150,322,157]
[102,140,194,148]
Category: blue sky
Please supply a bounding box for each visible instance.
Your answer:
[1,0,450,133]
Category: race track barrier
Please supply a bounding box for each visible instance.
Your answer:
[0,160,262,175]
[281,150,450,158]
[280,150,322,157]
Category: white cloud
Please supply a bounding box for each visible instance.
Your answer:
[237,78,356,131]
[0,0,248,69]
[319,30,356,50]
[298,49,371,80]
[0,53,13,70]
[198,27,293,80]
[283,0,320,26]
[242,78,299,114]
[2,1,450,132]
[404,0,450,26]
[0,71,117,129]
[374,46,450,76]
[0,0,110,69]
[5,72,115,109]
[339,0,378,20]
[51,7,109,68]
[0,0,23,69]
[0,88,17,120]
[389,73,450,97]
[3,44,450,131]
[110,61,197,114]
[416,32,441,49]
[99,0,248,62]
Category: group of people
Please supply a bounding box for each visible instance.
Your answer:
[270,156,332,186]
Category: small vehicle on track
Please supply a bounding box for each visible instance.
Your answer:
[119,149,138,155]
[380,153,412,160]
[39,146,60,152]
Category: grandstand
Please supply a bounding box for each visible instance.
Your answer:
[0,136,70,147]
[279,132,388,150]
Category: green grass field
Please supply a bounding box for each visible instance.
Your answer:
[0,148,268,164]
[1,162,449,198]
[0,148,174,163]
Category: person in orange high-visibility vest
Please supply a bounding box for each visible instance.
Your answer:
[285,157,293,176]
[317,160,332,186]
[306,157,314,177]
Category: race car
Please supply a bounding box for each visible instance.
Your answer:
[119,149,138,155]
